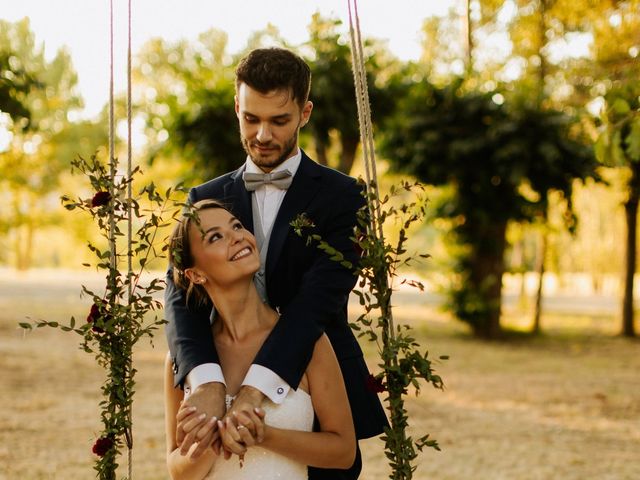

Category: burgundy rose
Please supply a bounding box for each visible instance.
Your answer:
[91,191,111,207]
[365,373,385,393]
[92,436,113,457]
[86,303,104,333]
[86,304,100,323]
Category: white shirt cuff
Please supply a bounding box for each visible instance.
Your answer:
[186,363,225,392]
[242,364,290,404]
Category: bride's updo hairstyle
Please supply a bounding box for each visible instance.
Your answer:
[169,199,232,305]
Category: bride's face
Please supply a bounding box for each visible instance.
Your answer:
[186,207,260,287]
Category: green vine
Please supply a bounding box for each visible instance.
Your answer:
[293,180,446,480]
[20,153,182,479]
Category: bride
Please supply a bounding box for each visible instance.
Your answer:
[164,199,356,480]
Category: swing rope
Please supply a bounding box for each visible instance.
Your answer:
[126,1,134,477]
[108,0,116,273]
[108,0,134,476]
[347,0,384,243]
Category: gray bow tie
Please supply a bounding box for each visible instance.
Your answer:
[243,170,293,191]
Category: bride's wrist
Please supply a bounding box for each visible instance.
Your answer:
[260,425,274,446]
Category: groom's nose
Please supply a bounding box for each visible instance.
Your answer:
[256,123,272,143]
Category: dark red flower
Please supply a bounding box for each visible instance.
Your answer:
[86,304,100,323]
[92,436,113,457]
[91,191,111,207]
[365,373,385,393]
[86,303,104,333]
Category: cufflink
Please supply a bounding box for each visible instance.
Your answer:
[172,358,178,374]
[277,387,284,395]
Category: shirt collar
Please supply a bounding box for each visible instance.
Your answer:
[244,148,302,177]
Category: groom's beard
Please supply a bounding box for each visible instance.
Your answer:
[241,130,299,172]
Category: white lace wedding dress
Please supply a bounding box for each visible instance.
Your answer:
[203,388,314,480]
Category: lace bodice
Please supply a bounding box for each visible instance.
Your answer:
[204,388,314,480]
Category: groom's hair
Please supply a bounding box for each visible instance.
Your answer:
[169,199,232,305]
[235,47,311,108]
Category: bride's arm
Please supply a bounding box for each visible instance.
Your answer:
[164,353,218,480]
[260,334,357,469]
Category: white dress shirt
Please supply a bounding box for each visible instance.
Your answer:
[186,150,302,404]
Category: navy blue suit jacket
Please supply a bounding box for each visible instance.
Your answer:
[164,151,386,439]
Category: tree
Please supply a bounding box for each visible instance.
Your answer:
[589,0,640,338]
[0,18,105,270]
[133,30,240,183]
[304,13,400,174]
[380,79,597,338]
[0,50,35,127]
[596,86,640,337]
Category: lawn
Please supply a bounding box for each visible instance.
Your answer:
[1,269,639,479]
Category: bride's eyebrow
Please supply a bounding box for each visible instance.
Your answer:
[203,217,239,235]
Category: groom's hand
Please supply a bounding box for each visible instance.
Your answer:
[227,385,266,443]
[178,382,226,458]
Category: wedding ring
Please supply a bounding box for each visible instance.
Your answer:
[237,425,246,430]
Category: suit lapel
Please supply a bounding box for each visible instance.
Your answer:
[224,166,254,233]
[266,153,322,279]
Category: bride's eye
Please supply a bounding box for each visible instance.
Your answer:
[233,222,243,230]
[207,233,222,243]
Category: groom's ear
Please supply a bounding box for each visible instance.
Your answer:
[300,100,313,127]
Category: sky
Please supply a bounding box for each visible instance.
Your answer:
[2,0,456,119]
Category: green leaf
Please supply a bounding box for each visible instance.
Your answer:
[625,117,640,162]
[611,98,631,115]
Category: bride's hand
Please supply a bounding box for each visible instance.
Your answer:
[228,385,266,442]
[177,382,225,458]
[233,408,266,448]
[218,408,266,455]
[175,402,218,458]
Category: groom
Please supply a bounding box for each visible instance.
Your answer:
[165,47,387,479]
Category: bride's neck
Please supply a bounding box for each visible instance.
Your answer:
[205,280,276,343]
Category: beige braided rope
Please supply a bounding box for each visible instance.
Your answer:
[108,0,134,475]
[126,2,133,477]
[347,0,396,338]
[347,0,384,242]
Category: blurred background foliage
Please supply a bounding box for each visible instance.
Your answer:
[1,1,639,338]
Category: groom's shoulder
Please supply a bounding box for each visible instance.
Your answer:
[304,154,359,191]
[189,169,240,202]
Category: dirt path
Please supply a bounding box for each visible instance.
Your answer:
[1,270,639,479]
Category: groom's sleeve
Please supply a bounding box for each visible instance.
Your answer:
[164,186,224,388]
[164,269,221,388]
[246,179,365,401]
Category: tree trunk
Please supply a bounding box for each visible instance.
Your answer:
[469,220,508,339]
[339,135,359,175]
[533,229,547,334]
[622,163,640,337]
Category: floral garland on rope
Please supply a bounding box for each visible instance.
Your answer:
[346,2,446,475]
[294,2,448,478]
[19,1,182,478]
[21,155,182,479]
